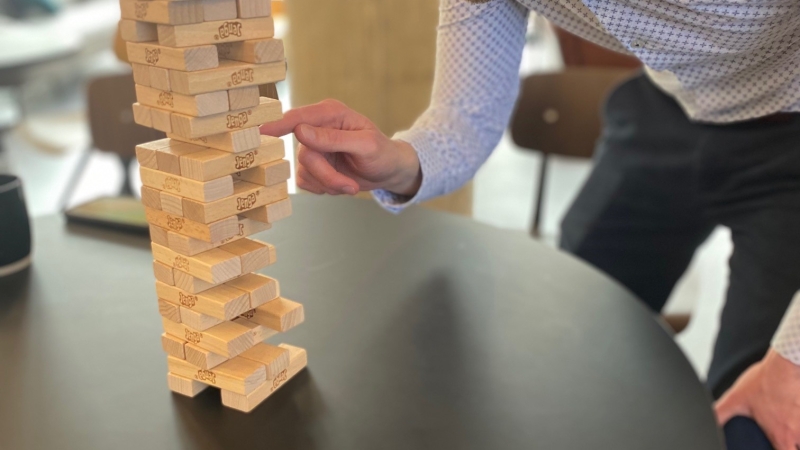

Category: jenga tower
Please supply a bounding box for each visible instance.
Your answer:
[119,0,307,413]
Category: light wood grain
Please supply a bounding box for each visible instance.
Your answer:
[225,273,278,308]
[179,306,224,330]
[158,298,182,323]
[150,106,173,132]
[135,138,172,169]
[232,158,289,186]
[232,317,277,342]
[239,342,289,379]
[139,167,233,202]
[141,186,163,210]
[227,86,260,110]
[170,97,282,139]
[167,355,265,395]
[235,0,270,18]
[131,63,152,86]
[182,181,287,223]
[167,372,209,397]
[156,280,251,320]
[132,102,153,128]
[168,126,261,153]
[161,332,186,358]
[154,140,205,174]
[120,19,158,42]
[136,84,229,117]
[153,260,176,285]
[217,38,283,63]
[168,59,285,95]
[145,206,239,242]
[163,317,255,357]
[240,197,291,224]
[180,135,283,181]
[120,0,203,25]
[173,269,218,293]
[159,191,184,215]
[219,238,274,273]
[149,224,170,246]
[185,342,228,369]
[202,0,237,21]
[158,17,274,48]
[152,242,241,284]
[127,41,218,71]
[166,216,271,256]
[148,66,171,91]
[242,297,303,332]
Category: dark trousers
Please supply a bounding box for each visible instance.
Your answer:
[560,74,800,450]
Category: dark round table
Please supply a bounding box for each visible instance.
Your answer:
[0,195,722,449]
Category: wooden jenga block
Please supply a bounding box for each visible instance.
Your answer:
[157,17,274,48]
[182,181,288,223]
[202,0,237,21]
[152,242,241,284]
[239,343,289,379]
[219,239,274,273]
[185,342,228,369]
[151,106,173,132]
[132,102,153,128]
[153,141,202,175]
[227,86,260,110]
[168,60,285,95]
[153,260,175,285]
[145,206,239,242]
[149,66,171,91]
[234,0,270,19]
[135,138,172,169]
[167,372,210,397]
[243,297,304,332]
[217,38,283,64]
[141,186,163,210]
[156,281,251,320]
[241,197,291,224]
[220,344,307,413]
[173,269,218,294]
[158,298,182,323]
[170,97,282,139]
[232,317,277,342]
[120,19,158,43]
[139,167,233,202]
[168,127,260,153]
[225,273,278,308]
[179,306,224,330]
[120,0,204,25]
[160,191,184,216]
[165,216,271,256]
[179,135,283,181]
[132,63,152,86]
[163,317,254,357]
[127,41,218,71]
[149,224,169,246]
[161,332,186,358]
[167,355,266,395]
[136,85,229,118]
[233,159,290,186]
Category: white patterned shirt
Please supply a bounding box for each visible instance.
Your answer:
[372,0,800,365]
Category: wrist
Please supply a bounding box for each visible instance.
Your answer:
[383,140,422,197]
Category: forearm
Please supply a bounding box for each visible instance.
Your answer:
[772,291,800,365]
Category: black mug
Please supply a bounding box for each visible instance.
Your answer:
[0,175,31,276]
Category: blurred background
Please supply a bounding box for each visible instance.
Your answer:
[0,0,732,381]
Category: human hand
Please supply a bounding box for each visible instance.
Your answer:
[716,348,800,450]
[260,99,422,196]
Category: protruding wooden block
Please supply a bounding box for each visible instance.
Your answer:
[233,159,290,186]
[149,66,172,91]
[180,306,224,330]
[168,127,261,153]
[243,297,304,332]
[132,102,153,128]
[139,167,233,202]
[234,0,270,19]
[161,332,186,358]
[158,17,274,48]
[135,138,172,169]
[168,354,266,395]
[220,344,307,413]
[153,260,175,285]
[168,59,285,95]
[159,191,184,216]
[167,372,210,397]
[132,63,152,86]
[170,97,283,139]
[179,135,283,181]
[163,317,255,358]
[120,19,158,43]
[153,140,204,175]
[144,206,239,242]
[185,342,228,369]
[227,86,260,110]
[225,273,278,308]
[120,0,204,25]
[158,298,182,323]
[241,197,291,224]
[152,242,241,284]
[166,216,271,256]
[151,107,173,132]
[127,41,218,71]
[173,269,218,294]
[219,239,274,273]
[232,317,277,343]
[239,343,289,379]
[141,186,163,210]
[182,181,288,223]
[202,0,237,21]
[156,281,250,320]
[136,85,229,118]
[217,38,283,64]
[150,224,170,246]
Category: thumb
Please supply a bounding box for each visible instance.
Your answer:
[295,124,381,155]
[714,389,752,426]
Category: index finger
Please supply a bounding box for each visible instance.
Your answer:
[260,100,348,137]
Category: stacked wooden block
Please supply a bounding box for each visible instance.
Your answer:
[121,0,307,413]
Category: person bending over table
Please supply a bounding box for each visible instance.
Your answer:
[261,1,800,448]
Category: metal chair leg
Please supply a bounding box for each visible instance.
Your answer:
[531,153,549,237]
[58,145,93,211]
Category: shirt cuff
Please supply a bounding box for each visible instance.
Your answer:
[371,128,449,214]
[772,291,800,365]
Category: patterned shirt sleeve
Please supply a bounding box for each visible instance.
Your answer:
[773,291,800,365]
[372,0,530,213]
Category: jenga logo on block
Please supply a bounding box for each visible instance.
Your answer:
[216,22,242,40]
[229,69,254,86]
[234,152,255,169]
[185,329,202,344]
[163,177,181,192]
[236,192,258,210]
[271,369,288,392]
[157,91,174,108]
[174,256,190,271]
[134,2,149,18]
[241,309,255,319]
[196,369,216,384]
[145,48,160,65]
[226,112,249,129]
[166,216,184,231]
[179,292,197,308]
